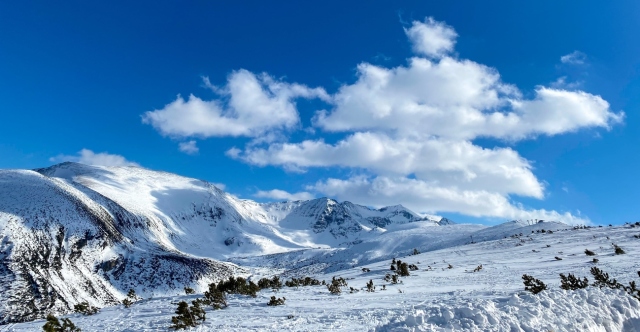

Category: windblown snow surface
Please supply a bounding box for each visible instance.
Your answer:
[2,163,640,331]
[5,223,640,331]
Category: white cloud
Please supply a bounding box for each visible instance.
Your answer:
[404,17,457,58]
[560,51,587,65]
[50,149,138,167]
[145,17,618,224]
[551,76,582,90]
[234,132,543,198]
[255,189,314,201]
[179,140,199,155]
[309,176,588,225]
[142,70,330,138]
[314,57,622,141]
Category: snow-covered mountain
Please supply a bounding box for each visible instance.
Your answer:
[0,162,451,323]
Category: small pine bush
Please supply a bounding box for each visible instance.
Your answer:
[170,301,206,330]
[366,279,375,292]
[397,262,410,276]
[590,267,623,289]
[216,276,259,297]
[122,298,133,308]
[127,289,140,301]
[203,283,227,310]
[42,314,81,332]
[73,302,99,315]
[559,273,589,290]
[413,248,420,255]
[522,274,547,294]
[184,287,195,295]
[613,244,625,255]
[267,296,286,306]
[284,276,321,288]
[327,282,341,294]
[584,249,596,256]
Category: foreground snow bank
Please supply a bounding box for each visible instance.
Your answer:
[377,288,640,332]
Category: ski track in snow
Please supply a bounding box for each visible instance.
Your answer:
[5,222,640,331]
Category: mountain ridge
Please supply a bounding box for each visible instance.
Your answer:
[0,162,453,323]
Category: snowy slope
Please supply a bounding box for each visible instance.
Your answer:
[0,169,239,324]
[0,162,454,323]
[6,223,640,331]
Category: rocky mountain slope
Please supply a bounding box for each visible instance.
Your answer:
[0,162,452,323]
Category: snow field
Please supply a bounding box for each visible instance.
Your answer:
[6,223,640,331]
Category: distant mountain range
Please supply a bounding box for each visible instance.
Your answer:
[0,162,453,323]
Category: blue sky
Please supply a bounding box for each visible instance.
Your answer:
[1,1,639,225]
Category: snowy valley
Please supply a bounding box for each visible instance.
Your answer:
[1,163,640,331]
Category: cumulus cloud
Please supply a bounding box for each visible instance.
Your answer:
[142,70,329,138]
[308,176,588,224]
[50,149,139,167]
[313,58,622,140]
[255,189,314,201]
[145,18,619,224]
[179,140,199,155]
[233,132,543,198]
[404,17,457,58]
[560,51,587,65]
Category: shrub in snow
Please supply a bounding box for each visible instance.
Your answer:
[327,282,341,295]
[592,258,599,263]
[122,298,133,308]
[590,267,640,300]
[412,248,420,255]
[349,287,359,293]
[203,284,227,310]
[258,276,282,290]
[170,301,205,330]
[522,274,547,294]
[361,268,370,273]
[284,276,321,288]
[73,301,99,315]
[397,262,410,276]
[555,256,563,260]
[366,279,375,292]
[184,287,195,295]
[216,276,259,297]
[408,264,419,271]
[267,296,286,306]
[584,249,596,256]
[560,273,589,290]
[123,288,140,308]
[390,264,396,271]
[42,314,81,332]
[327,276,347,294]
[590,267,623,289]
[126,289,140,301]
[613,244,625,255]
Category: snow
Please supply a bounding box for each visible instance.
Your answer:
[5,220,640,331]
